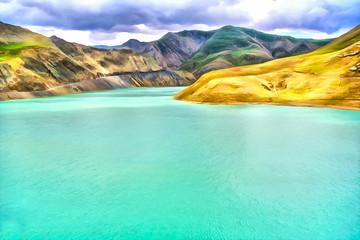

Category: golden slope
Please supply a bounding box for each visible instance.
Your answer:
[175,25,360,110]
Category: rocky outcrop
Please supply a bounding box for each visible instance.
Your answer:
[0,70,196,101]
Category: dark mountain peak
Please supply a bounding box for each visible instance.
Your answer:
[125,38,141,44]
[120,38,147,51]
[177,29,215,40]
[50,35,69,46]
[50,35,64,42]
[219,25,238,31]
[161,32,177,39]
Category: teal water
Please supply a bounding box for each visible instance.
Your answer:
[0,87,360,240]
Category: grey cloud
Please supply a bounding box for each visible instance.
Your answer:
[256,1,360,33]
[0,0,359,35]
[89,31,118,41]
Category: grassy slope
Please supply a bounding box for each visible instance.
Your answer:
[0,41,54,61]
[175,25,360,109]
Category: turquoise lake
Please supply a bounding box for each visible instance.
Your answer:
[0,87,360,240]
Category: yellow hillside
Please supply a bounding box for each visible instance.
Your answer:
[175,25,360,110]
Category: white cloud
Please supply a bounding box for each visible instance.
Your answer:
[25,25,167,45]
[92,32,166,45]
[24,23,223,46]
[25,26,93,44]
[266,28,350,39]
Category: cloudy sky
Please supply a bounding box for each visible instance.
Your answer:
[0,0,359,45]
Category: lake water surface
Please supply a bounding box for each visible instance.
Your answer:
[1,87,360,239]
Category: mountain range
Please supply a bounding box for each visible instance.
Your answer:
[96,26,332,77]
[175,25,360,110]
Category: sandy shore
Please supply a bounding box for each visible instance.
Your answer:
[174,98,360,111]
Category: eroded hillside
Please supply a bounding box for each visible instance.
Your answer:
[0,22,163,94]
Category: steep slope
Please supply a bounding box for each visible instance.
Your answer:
[115,26,332,77]
[175,25,360,110]
[0,21,164,94]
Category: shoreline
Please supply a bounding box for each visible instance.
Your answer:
[0,86,188,102]
[2,88,359,112]
[173,97,360,111]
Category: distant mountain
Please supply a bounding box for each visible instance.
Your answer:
[110,26,333,77]
[175,25,360,110]
[120,39,148,51]
[93,39,147,51]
